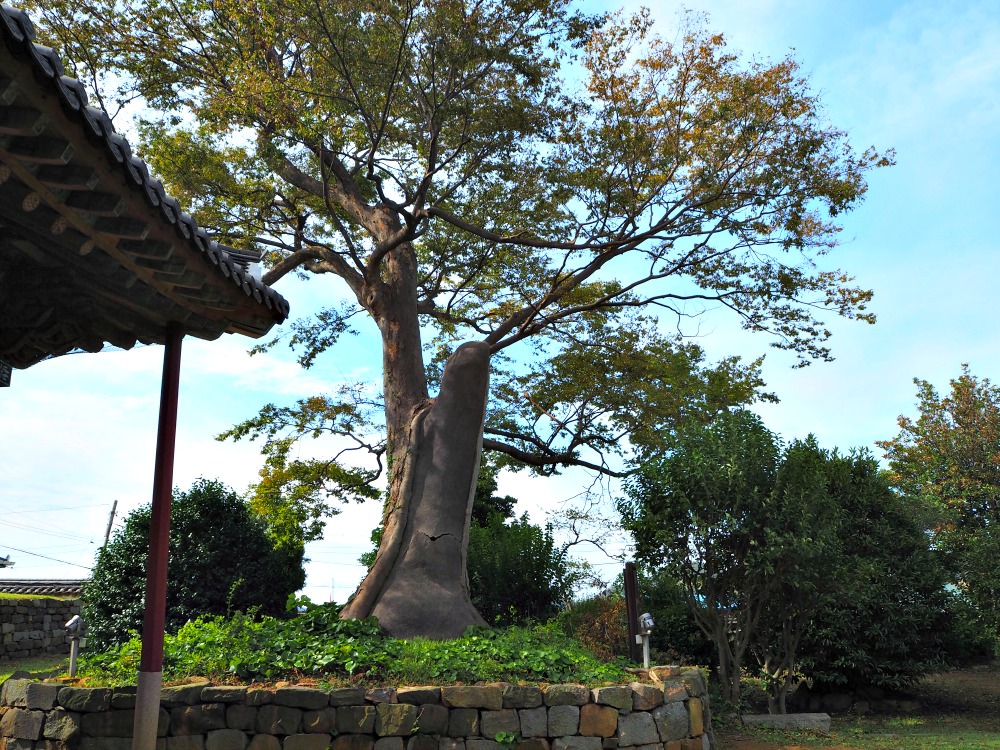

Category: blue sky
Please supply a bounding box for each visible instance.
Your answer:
[2,0,999,603]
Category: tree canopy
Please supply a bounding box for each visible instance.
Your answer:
[29,0,886,482]
[621,413,951,710]
[29,0,890,634]
[879,365,1000,636]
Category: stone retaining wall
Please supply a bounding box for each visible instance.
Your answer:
[0,599,81,661]
[0,668,714,750]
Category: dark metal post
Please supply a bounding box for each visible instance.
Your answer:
[132,324,183,750]
[624,561,641,664]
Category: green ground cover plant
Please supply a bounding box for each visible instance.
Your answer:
[78,603,630,686]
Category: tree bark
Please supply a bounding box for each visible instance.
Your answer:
[715,622,742,708]
[340,341,491,638]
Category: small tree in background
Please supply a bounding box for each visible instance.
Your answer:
[466,457,579,625]
[623,414,959,710]
[83,478,305,650]
[620,410,783,707]
[879,365,1000,642]
[747,437,843,713]
[468,513,575,626]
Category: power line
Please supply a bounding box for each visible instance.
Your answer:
[1,503,111,514]
[0,545,91,570]
[0,518,96,543]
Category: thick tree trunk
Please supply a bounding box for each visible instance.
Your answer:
[340,341,491,637]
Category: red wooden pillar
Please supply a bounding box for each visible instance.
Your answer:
[132,324,183,750]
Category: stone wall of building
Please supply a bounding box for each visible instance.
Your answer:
[0,598,81,661]
[0,669,714,750]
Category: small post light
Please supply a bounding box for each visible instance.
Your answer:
[637,612,654,668]
[65,615,82,677]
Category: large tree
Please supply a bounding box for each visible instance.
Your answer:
[29,0,888,636]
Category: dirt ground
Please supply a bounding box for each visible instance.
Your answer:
[713,665,1000,750]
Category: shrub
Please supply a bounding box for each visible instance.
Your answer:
[80,605,628,686]
[797,458,953,690]
[468,513,574,626]
[558,594,629,661]
[83,478,304,650]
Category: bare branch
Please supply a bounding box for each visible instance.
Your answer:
[481,436,630,478]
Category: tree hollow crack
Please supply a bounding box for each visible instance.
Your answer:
[423,532,455,541]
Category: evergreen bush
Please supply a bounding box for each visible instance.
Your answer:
[82,478,304,650]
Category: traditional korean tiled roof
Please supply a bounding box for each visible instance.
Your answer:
[0,579,84,597]
[0,4,289,369]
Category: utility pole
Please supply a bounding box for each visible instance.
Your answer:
[624,561,642,664]
[104,500,118,546]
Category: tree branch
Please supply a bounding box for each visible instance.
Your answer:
[481,437,630,478]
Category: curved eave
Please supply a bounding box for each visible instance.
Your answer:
[0,4,289,369]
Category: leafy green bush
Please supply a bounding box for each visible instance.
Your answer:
[384,623,626,684]
[638,569,715,666]
[796,457,953,690]
[468,513,575,626]
[83,478,305,650]
[80,604,628,686]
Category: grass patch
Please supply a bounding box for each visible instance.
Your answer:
[722,717,1000,750]
[716,665,1000,749]
[0,654,68,683]
[833,714,1000,750]
[0,593,75,601]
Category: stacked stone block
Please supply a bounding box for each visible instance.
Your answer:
[0,670,712,750]
[0,599,82,660]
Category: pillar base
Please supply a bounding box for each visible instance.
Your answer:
[132,670,162,750]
